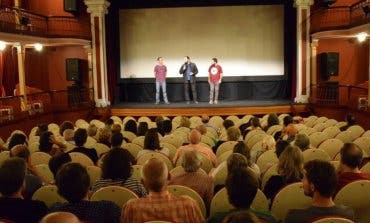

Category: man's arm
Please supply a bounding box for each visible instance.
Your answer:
[179,64,186,74]
[219,66,223,83]
[192,63,198,75]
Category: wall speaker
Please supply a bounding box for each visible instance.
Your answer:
[320,52,339,80]
[64,0,78,13]
[66,58,81,82]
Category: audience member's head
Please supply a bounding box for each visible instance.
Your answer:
[275,140,289,158]
[196,124,207,135]
[8,133,27,150]
[111,123,122,134]
[285,124,298,139]
[189,129,202,144]
[102,148,132,181]
[59,121,74,136]
[340,143,363,170]
[182,150,202,173]
[261,135,275,151]
[56,163,90,202]
[278,145,303,182]
[223,119,235,130]
[227,153,248,173]
[39,131,54,153]
[63,129,75,142]
[0,157,26,197]
[137,122,149,136]
[36,124,49,136]
[142,158,168,192]
[98,128,112,146]
[222,211,259,223]
[155,116,164,125]
[345,114,356,126]
[226,167,258,209]
[162,120,172,135]
[111,132,124,148]
[105,118,114,129]
[74,128,88,147]
[10,145,30,162]
[124,120,137,135]
[273,131,283,142]
[303,160,337,198]
[249,117,261,129]
[144,128,160,151]
[40,212,81,223]
[180,116,191,128]
[267,113,280,128]
[201,114,210,124]
[294,134,310,151]
[48,153,72,177]
[87,124,98,137]
[283,115,293,127]
[233,141,252,166]
[227,126,241,141]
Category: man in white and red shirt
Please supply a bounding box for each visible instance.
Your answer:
[208,58,223,104]
[154,57,169,104]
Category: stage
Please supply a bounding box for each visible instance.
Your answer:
[109,99,308,117]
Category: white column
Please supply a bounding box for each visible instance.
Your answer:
[294,0,314,103]
[14,42,28,111]
[84,0,110,107]
[368,39,370,108]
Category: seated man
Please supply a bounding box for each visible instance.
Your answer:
[169,150,214,209]
[40,212,80,223]
[50,163,121,223]
[122,158,204,223]
[336,143,370,193]
[68,128,98,163]
[0,157,48,223]
[293,133,310,151]
[208,167,276,223]
[173,129,217,166]
[285,160,354,223]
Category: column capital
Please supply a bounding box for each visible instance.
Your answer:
[311,38,319,48]
[84,0,110,16]
[294,0,314,8]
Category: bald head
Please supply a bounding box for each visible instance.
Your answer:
[285,124,298,137]
[40,212,80,223]
[189,129,201,144]
[142,158,168,192]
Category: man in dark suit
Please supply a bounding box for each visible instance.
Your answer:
[179,56,198,104]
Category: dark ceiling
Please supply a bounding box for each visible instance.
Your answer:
[117,0,286,9]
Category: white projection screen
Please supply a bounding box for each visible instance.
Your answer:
[119,5,284,78]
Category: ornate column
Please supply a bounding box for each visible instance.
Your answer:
[84,0,110,107]
[14,42,27,111]
[84,45,94,90]
[310,39,319,100]
[368,40,370,109]
[294,0,314,103]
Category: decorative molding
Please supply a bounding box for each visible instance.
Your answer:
[294,95,309,103]
[95,99,110,108]
[84,0,110,16]
[294,0,314,8]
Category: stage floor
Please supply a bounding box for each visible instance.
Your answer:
[108,99,308,117]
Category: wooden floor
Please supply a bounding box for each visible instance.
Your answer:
[109,104,308,117]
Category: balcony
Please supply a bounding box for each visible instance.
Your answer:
[0,7,91,40]
[311,0,370,34]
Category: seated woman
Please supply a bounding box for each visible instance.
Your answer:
[136,128,169,158]
[39,131,66,156]
[213,126,241,153]
[91,148,147,197]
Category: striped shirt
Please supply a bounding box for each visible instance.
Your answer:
[122,191,205,223]
[91,177,147,197]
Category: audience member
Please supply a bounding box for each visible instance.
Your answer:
[285,160,354,223]
[340,114,357,131]
[8,133,27,151]
[264,113,279,131]
[137,121,149,136]
[222,211,259,223]
[137,128,169,157]
[111,132,125,149]
[111,123,122,135]
[121,158,204,223]
[87,124,98,139]
[36,124,49,136]
[213,126,241,153]
[162,119,173,135]
[91,148,145,196]
[51,163,121,223]
[48,153,72,178]
[97,128,112,147]
[169,150,214,208]
[208,167,276,223]
[63,129,75,145]
[275,140,289,158]
[68,128,98,164]
[219,119,235,141]
[124,120,138,135]
[251,135,275,163]
[293,133,310,151]
[174,129,217,166]
[40,212,81,223]
[39,131,66,156]
[336,143,370,193]
[0,158,48,223]
[105,118,114,130]
[179,116,191,128]
[59,121,74,136]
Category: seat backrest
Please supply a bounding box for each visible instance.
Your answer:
[299,127,317,136]
[86,165,102,187]
[209,116,224,129]
[309,132,329,148]
[271,182,312,221]
[334,180,370,223]
[90,119,105,129]
[246,133,266,150]
[94,143,110,157]
[302,149,331,163]
[137,152,173,170]
[313,122,327,132]
[318,139,343,160]
[201,135,215,147]
[362,130,370,138]
[121,131,137,143]
[34,164,54,183]
[256,150,278,174]
[168,185,206,218]
[346,125,365,141]
[90,185,139,208]
[266,125,283,136]
[261,163,278,190]
[138,116,151,123]
[32,185,66,208]
[360,162,370,173]
[335,131,352,144]
[69,152,94,167]
[218,150,232,163]
[160,142,177,160]
[322,126,341,138]
[244,129,266,142]
[131,164,143,180]
[161,134,184,148]
[132,136,145,148]
[216,141,238,157]
[122,143,143,158]
[353,137,370,157]
[30,152,52,166]
[311,217,354,223]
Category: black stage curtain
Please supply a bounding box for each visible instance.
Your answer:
[117,76,288,102]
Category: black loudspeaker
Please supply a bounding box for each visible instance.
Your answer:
[66,58,81,82]
[64,0,78,13]
[320,52,339,80]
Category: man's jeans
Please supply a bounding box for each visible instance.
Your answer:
[156,81,169,103]
[209,82,220,101]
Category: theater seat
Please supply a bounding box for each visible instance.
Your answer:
[69,152,94,167]
[168,185,206,218]
[90,186,138,208]
[32,185,66,207]
[311,217,354,223]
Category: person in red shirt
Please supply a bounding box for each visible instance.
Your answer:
[208,58,223,104]
[154,57,169,104]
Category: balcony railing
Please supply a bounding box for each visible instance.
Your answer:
[0,7,91,39]
[311,0,370,33]
[0,88,94,124]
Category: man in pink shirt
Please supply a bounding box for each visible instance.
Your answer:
[154,57,169,104]
[208,58,223,104]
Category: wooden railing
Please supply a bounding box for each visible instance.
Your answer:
[311,0,370,33]
[0,88,94,123]
[0,7,91,39]
[309,83,368,110]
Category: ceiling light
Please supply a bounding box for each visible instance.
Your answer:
[0,41,6,51]
[34,43,43,51]
[356,32,367,42]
